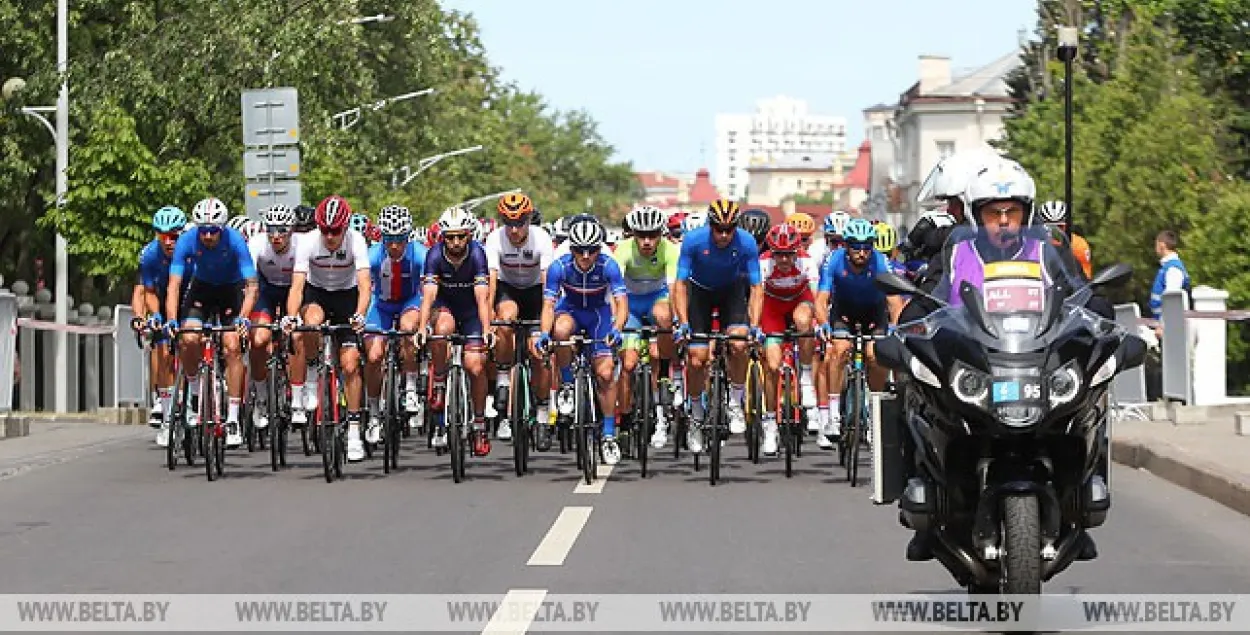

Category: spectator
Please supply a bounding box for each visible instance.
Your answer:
[1150,229,1191,336]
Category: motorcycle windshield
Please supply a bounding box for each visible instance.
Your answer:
[917,225,1093,354]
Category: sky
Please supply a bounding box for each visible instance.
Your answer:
[439,0,1038,174]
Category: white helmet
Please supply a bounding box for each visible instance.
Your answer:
[226,215,250,232]
[262,204,295,227]
[916,148,1002,206]
[1038,200,1067,224]
[825,210,851,235]
[964,158,1037,226]
[551,218,569,240]
[437,206,477,233]
[605,228,623,244]
[567,218,605,248]
[919,208,957,228]
[192,197,229,226]
[240,220,264,241]
[377,205,413,237]
[625,205,665,233]
[682,211,707,232]
[410,226,428,244]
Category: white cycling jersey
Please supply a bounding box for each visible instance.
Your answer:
[292,229,369,291]
[248,233,295,287]
[485,225,554,288]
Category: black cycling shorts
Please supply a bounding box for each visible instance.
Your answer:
[831,303,888,336]
[494,281,544,320]
[182,281,244,326]
[302,285,360,347]
[686,279,749,340]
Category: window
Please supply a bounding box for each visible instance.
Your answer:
[729,167,737,179]
[796,179,803,189]
[936,140,956,159]
[728,185,737,197]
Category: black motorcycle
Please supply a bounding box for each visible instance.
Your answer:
[872,226,1146,594]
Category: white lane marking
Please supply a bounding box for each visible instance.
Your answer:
[481,589,548,635]
[573,464,614,494]
[527,506,592,566]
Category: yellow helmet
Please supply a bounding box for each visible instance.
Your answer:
[873,221,897,252]
[785,212,815,236]
[707,199,742,226]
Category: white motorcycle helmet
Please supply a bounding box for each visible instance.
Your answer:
[916,148,1003,208]
[963,159,1037,227]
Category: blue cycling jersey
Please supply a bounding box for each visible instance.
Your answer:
[544,253,627,311]
[168,228,255,285]
[138,239,173,291]
[675,226,762,289]
[818,247,889,310]
[370,241,427,304]
[421,241,489,309]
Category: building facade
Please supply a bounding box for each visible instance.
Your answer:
[714,96,847,202]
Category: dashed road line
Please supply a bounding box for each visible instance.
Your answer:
[527,506,592,566]
[573,464,613,494]
[481,588,548,634]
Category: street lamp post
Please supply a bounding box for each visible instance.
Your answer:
[391,145,484,189]
[331,88,435,131]
[460,189,523,213]
[1057,26,1078,237]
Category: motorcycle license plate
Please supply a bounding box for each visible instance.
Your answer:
[992,379,1042,404]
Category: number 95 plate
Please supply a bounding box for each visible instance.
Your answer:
[992,379,1043,403]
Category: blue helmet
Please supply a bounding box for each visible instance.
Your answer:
[349,213,369,234]
[152,206,187,233]
[843,218,877,244]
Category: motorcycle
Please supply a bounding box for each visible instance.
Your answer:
[871,225,1146,594]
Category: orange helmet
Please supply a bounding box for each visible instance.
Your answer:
[497,193,535,221]
[785,212,815,236]
[707,199,742,226]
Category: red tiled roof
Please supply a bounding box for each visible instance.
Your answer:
[845,140,870,190]
[686,168,721,204]
[636,171,681,190]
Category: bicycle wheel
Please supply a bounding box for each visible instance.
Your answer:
[244,383,256,454]
[848,378,867,487]
[447,366,467,483]
[635,365,652,478]
[707,373,723,486]
[381,362,396,475]
[781,371,796,478]
[268,363,286,471]
[202,370,218,482]
[744,360,763,464]
[320,372,337,483]
[166,375,184,471]
[844,377,862,486]
[576,371,596,485]
[510,363,530,477]
[386,359,403,472]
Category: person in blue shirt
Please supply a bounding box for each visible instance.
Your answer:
[814,218,904,442]
[672,199,763,453]
[363,205,427,443]
[415,206,494,457]
[133,205,188,440]
[164,197,259,448]
[532,217,628,466]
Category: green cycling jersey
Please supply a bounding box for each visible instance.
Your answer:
[612,237,678,295]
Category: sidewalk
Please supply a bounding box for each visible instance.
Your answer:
[0,417,147,481]
[1112,413,1250,516]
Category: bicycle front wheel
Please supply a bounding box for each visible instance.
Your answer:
[781,371,796,478]
[844,377,863,487]
[634,365,652,479]
[202,371,219,482]
[707,374,723,486]
[576,371,596,485]
[447,366,467,483]
[320,373,338,483]
[510,363,531,477]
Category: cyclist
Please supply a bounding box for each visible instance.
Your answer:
[874,221,908,277]
[613,205,679,449]
[673,199,763,452]
[485,193,554,444]
[284,195,372,461]
[786,212,818,257]
[757,223,819,455]
[415,206,495,456]
[164,197,259,448]
[823,211,850,260]
[293,205,317,234]
[814,218,903,445]
[1038,200,1093,279]
[533,217,628,465]
[246,204,298,432]
[666,212,686,243]
[363,205,427,442]
[552,213,598,261]
[135,205,187,443]
[739,208,771,252]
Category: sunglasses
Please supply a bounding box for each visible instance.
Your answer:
[158,231,181,241]
[321,226,344,237]
[773,250,797,257]
[382,234,408,244]
[198,226,222,237]
[502,217,529,228]
[711,224,736,235]
[443,232,469,243]
[572,246,600,256]
[266,225,291,235]
[847,242,873,252]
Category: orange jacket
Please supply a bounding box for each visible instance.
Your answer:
[1070,233,1092,279]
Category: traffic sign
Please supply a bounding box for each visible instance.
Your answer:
[244,148,301,180]
[244,180,303,218]
[241,88,300,147]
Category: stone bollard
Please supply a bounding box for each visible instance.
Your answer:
[1236,412,1250,436]
[3,414,30,439]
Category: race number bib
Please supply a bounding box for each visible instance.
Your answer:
[981,261,1044,314]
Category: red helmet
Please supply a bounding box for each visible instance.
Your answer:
[765,223,802,252]
[667,212,686,231]
[426,221,441,247]
[365,221,382,243]
[315,195,352,231]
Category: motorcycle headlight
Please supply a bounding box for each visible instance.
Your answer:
[951,363,989,407]
[1090,354,1117,387]
[909,356,941,388]
[1048,361,1082,407]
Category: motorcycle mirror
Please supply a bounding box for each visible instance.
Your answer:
[875,271,947,307]
[875,335,908,371]
[1090,263,1133,289]
[1117,332,1148,370]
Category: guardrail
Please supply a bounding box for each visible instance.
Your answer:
[0,280,147,414]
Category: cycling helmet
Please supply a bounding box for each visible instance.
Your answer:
[605,228,623,245]
[365,221,382,244]
[785,212,816,236]
[765,224,802,252]
[965,159,1037,226]
[531,208,544,226]
[411,226,428,245]
[240,220,264,242]
[873,222,897,252]
[625,205,665,233]
[315,195,353,231]
[916,148,1001,205]
[1038,200,1067,224]
[551,218,569,240]
[152,206,187,233]
[707,199,742,226]
[739,209,771,243]
[824,210,850,236]
[426,221,441,246]
[667,212,686,233]
[191,198,229,226]
[682,211,707,233]
[377,205,412,237]
[843,218,877,244]
[437,205,477,233]
[294,205,316,228]
[474,217,496,243]
[349,212,370,235]
[497,193,535,222]
[567,217,605,248]
[227,215,251,232]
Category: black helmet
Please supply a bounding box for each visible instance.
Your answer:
[739,209,771,244]
[294,205,316,228]
[530,207,543,226]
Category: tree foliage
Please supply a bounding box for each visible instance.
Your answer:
[0,0,636,301]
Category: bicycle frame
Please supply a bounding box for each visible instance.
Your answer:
[548,336,600,485]
[425,333,476,483]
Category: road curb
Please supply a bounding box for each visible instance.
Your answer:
[1111,436,1250,517]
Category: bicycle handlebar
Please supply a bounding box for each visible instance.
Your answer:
[621,327,674,336]
[293,324,360,334]
[362,327,419,338]
[687,332,753,342]
[490,319,542,328]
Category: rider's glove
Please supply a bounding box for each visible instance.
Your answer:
[605,328,623,348]
[414,326,430,348]
[817,323,834,342]
[349,312,366,331]
[534,332,552,355]
[886,324,897,336]
[673,322,690,344]
[749,325,765,345]
[483,330,498,349]
[147,313,164,331]
[280,314,301,332]
[163,319,179,337]
[130,316,145,333]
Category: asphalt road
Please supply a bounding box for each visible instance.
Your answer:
[2,423,1250,630]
